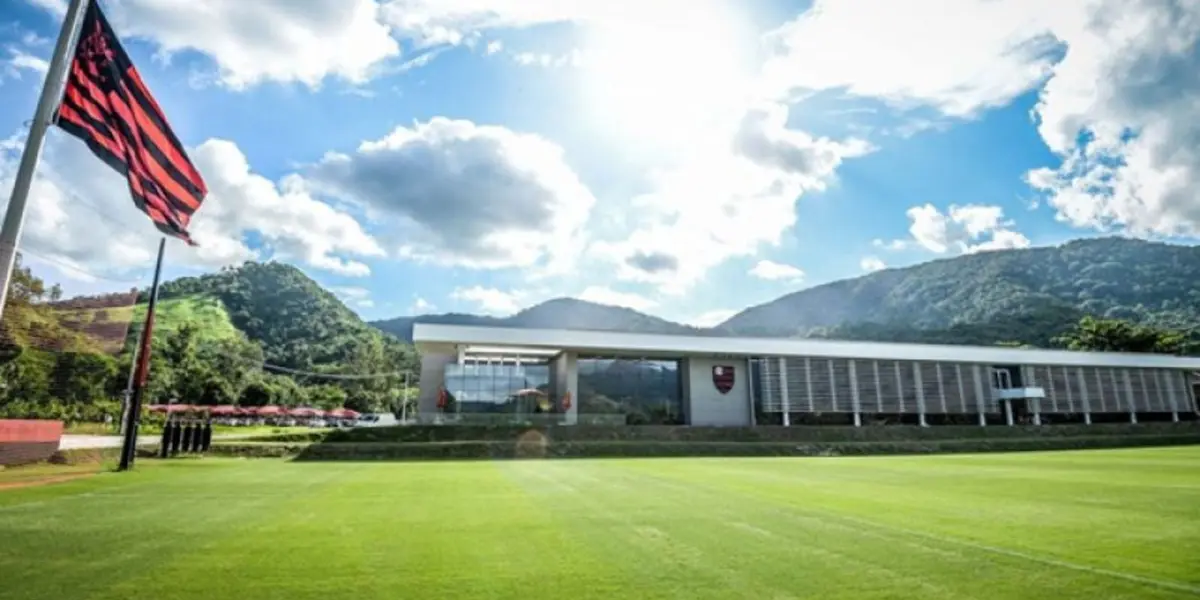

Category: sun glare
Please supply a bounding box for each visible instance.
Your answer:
[580,4,755,152]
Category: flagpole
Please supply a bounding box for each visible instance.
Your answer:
[118,237,165,472]
[0,0,90,323]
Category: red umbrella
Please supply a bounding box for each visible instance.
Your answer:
[288,407,320,418]
[166,404,194,413]
[328,408,360,419]
[146,404,167,413]
[209,405,239,416]
[254,405,285,417]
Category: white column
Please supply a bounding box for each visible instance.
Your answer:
[828,359,839,412]
[972,365,987,426]
[955,364,968,414]
[912,362,928,427]
[1094,369,1107,413]
[894,361,905,414]
[779,357,790,427]
[935,363,948,414]
[1046,367,1060,413]
[1076,368,1092,425]
[1123,369,1138,424]
[1160,370,1179,423]
[873,360,883,414]
[1061,366,1076,418]
[849,360,861,427]
[1003,398,1014,426]
[804,358,814,413]
[1024,366,1041,426]
[1138,369,1151,413]
[746,358,758,427]
[1185,371,1199,415]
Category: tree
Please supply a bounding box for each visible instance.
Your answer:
[1054,316,1198,355]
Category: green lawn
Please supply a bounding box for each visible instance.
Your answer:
[2,447,1198,599]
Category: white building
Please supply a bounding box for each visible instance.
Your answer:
[413,324,1200,427]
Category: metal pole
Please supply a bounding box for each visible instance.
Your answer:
[119,238,165,471]
[401,371,409,423]
[118,335,141,435]
[0,0,90,323]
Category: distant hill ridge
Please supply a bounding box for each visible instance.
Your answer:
[372,238,1200,348]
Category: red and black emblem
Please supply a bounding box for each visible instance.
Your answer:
[712,365,735,394]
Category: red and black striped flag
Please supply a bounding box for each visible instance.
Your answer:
[55,1,206,244]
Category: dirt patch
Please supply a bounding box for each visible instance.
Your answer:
[0,471,97,491]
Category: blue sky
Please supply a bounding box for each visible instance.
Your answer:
[1,0,1197,326]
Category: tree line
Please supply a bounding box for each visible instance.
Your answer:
[0,258,418,424]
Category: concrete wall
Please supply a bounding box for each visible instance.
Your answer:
[685,357,751,426]
[550,352,579,424]
[417,352,455,421]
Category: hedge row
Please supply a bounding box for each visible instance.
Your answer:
[248,421,1200,445]
[208,433,1200,461]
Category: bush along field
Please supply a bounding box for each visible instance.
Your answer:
[202,422,1200,461]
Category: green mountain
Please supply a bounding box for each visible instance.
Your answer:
[372,297,707,342]
[373,238,1200,348]
[716,237,1200,344]
[152,262,417,374]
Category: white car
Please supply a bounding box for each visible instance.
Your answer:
[357,413,398,427]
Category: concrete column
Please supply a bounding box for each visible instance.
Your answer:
[972,365,986,427]
[1123,369,1137,424]
[872,360,883,413]
[1160,370,1179,422]
[849,360,861,427]
[417,352,455,423]
[1003,399,1014,426]
[746,358,758,427]
[779,357,790,427]
[1024,366,1040,426]
[1077,368,1092,425]
[550,352,579,425]
[912,362,928,427]
[804,358,814,413]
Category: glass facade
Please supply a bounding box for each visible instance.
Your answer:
[444,360,553,419]
[577,357,683,425]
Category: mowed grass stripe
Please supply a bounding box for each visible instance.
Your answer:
[1,448,1197,600]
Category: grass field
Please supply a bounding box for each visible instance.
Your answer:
[2,448,1198,600]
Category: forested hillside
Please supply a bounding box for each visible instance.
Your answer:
[0,261,418,421]
[718,238,1200,341]
[373,297,706,342]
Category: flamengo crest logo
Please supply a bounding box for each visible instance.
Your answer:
[712,365,735,394]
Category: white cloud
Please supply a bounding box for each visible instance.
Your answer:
[0,128,382,279]
[763,0,1200,239]
[748,259,805,282]
[379,0,724,46]
[761,0,1062,117]
[860,256,886,272]
[686,308,737,328]
[512,49,583,68]
[872,238,908,251]
[307,117,594,274]
[592,103,870,294]
[450,286,525,315]
[94,0,400,89]
[485,40,504,55]
[409,296,435,314]
[2,48,48,82]
[577,285,657,311]
[906,203,1031,254]
[1026,0,1200,238]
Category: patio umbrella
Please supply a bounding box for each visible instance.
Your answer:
[328,408,360,419]
[209,405,239,416]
